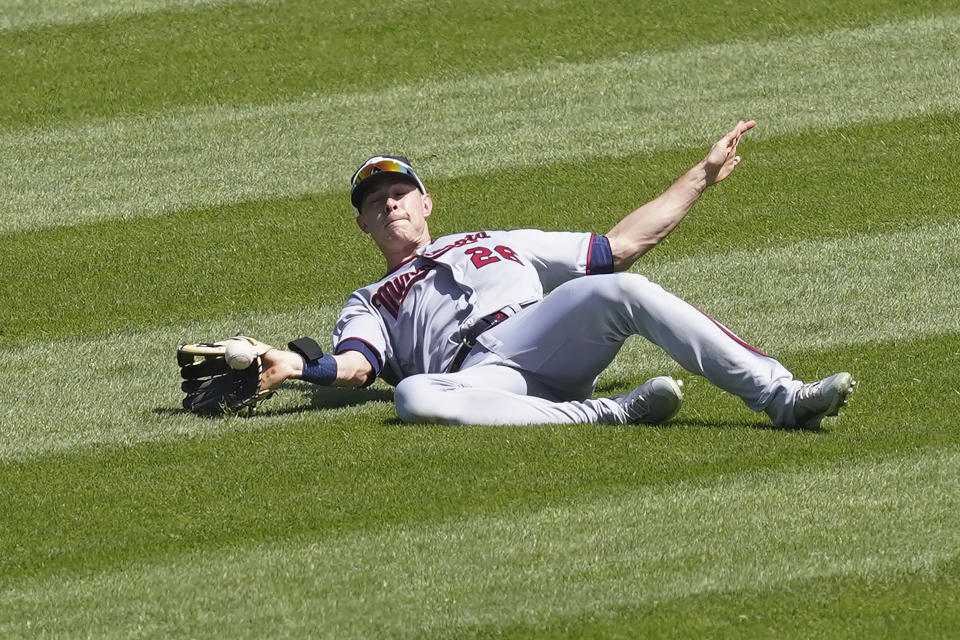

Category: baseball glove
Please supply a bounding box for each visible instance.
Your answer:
[177,336,275,415]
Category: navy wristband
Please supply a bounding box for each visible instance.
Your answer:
[300,353,338,386]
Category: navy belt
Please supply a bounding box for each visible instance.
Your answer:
[448,311,511,373]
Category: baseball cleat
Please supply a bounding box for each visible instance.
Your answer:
[792,372,856,429]
[612,376,684,425]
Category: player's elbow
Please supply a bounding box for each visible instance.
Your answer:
[331,351,376,388]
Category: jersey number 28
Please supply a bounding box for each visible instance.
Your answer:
[465,245,523,269]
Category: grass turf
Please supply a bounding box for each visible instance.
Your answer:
[1,0,958,637]
[3,0,956,129]
[2,113,958,346]
[3,14,958,234]
[5,332,959,572]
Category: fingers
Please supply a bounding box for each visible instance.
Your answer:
[713,120,754,158]
[237,335,275,356]
[731,119,756,137]
[726,120,755,155]
[725,119,755,143]
[731,120,756,145]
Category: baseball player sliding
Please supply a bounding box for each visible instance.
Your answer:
[188,120,855,427]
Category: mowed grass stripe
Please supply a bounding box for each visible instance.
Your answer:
[2,335,956,594]
[0,306,348,462]
[3,446,957,638]
[1,220,957,460]
[5,0,951,131]
[0,0,264,31]
[450,556,960,639]
[4,113,956,346]
[640,219,960,354]
[3,14,959,233]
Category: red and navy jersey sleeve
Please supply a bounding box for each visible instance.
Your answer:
[334,337,383,387]
[332,293,390,387]
[586,233,614,275]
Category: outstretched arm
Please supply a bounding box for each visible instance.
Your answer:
[259,348,373,391]
[605,119,756,271]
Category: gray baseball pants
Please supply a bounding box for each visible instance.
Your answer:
[394,273,802,425]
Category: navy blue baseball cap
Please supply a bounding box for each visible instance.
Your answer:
[350,155,427,210]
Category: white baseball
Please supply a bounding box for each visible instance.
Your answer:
[224,339,257,370]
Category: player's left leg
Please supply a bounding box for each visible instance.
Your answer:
[394,355,681,426]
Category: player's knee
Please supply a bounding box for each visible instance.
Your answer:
[395,375,452,424]
[593,272,656,303]
[394,376,428,423]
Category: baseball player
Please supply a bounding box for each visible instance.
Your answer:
[258,120,855,427]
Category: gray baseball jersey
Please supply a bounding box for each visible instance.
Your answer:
[333,229,611,385]
[332,228,802,425]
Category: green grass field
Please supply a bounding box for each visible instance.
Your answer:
[2,0,960,637]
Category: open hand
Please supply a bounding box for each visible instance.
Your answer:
[704,120,756,186]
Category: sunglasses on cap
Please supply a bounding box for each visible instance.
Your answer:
[350,156,427,209]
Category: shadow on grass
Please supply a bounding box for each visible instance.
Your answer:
[377,416,822,431]
[666,417,829,434]
[154,384,394,419]
[596,376,833,433]
[156,383,828,433]
[298,385,394,410]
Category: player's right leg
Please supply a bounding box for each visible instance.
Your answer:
[477,273,849,428]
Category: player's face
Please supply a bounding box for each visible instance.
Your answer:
[356,178,432,250]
